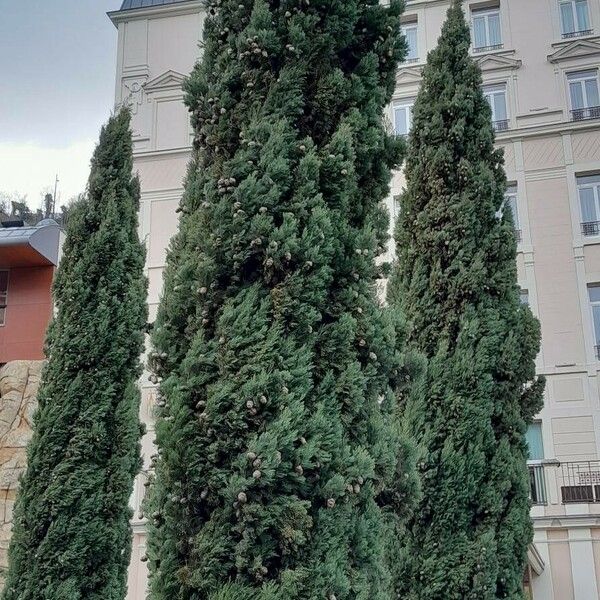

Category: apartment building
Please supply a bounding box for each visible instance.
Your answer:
[109,1,600,598]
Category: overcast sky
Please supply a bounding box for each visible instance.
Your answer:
[0,0,123,210]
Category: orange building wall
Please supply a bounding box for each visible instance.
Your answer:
[0,266,54,363]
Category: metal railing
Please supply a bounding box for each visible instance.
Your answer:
[514,229,522,243]
[559,461,600,503]
[473,43,504,53]
[529,464,548,506]
[571,106,600,121]
[562,29,593,39]
[581,220,600,236]
[493,119,510,132]
[595,345,600,361]
[403,57,420,64]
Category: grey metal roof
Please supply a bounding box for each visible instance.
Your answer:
[120,0,194,10]
[0,220,61,266]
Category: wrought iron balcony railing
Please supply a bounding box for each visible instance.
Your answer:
[403,57,419,64]
[562,29,593,39]
[493,119,510,132]
[571,106,600,122]
[515,229,522,243]
[559,461,600,503]
[473,43,504,53]
[595,345,600,361]
[581,220,600,236]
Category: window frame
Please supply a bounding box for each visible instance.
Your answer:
[401,22,419,63]
[393,99,415,137]
[588,283,600,359]
[578,174,600,236]
[471,7,503,52]
[568,70,600,121]
[559,0,592,37]
[483,83,509,131]
[0,270,8,327]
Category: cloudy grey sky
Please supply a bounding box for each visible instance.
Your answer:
[0,0,124,210]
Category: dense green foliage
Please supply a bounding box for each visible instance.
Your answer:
[146,1,416,598]
[388,3,545,599]
[3,109,147,600]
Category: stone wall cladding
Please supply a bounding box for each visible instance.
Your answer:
[0,361,44,591]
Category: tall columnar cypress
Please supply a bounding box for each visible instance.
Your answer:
[146,1,415,598]
[388,2,545,599]
[3,109,147,600]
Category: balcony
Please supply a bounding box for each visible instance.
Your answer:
[493,119,510,132]
[473,43,504,53]
[560,461,600,503]
[515,229,522,243]
[581,220,600,236]
[571,106,600,122]
[562,29,593,39]
[403,57,419,65]
[596,345,600,360]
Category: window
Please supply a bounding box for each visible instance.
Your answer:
[568,70,600,121]
[393,100,414,136]
[526,422,547,505]
[0,271,8,327]
[589,284,600,359]
[560,0,592,37]
[401,22,419,63]
[483,84,509,131]
[505,185,521,241]
[578,174,600,236]
[472,7,503,52]
[520,289,530,306]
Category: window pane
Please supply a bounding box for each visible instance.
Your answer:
[394,107,408,135]
[526,422,544,460]
[507,196,519,228]
[576,0,590,30]
[405,27,418,59]
[570,81,585,109]
[493,92,507,121]
[488,13,502,45]
[0,307,5,326]
[561,2,576,33]
[588,284,600,303]
[0,272,8,293]
[585,78,600,108]
[520,289,530,306]
[592,304,600,345]
[473,16,487,47]
[579,186,597,222]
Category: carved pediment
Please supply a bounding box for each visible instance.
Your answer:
[144,70,187,92]
[475,53,522,72]
[395,65,424,85]
[548,38,600,63]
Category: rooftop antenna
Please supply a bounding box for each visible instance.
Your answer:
[52,175,59,216]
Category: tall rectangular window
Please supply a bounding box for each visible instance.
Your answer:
[505,184,521,241]
[560,0,592,37]
[393,100,414,136]
[527,422,547,505]
[0,271,8,327]
[483,84,509,131]
[401,22,419,63]
[578,174,600,236]
[589,285,600,359]
[568,70,600,121]
[472,7,503,52]
[519,289,530,306]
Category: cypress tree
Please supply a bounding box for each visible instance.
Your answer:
[3,108,147,600]
[388,2,545,598]
[146,1,415,598]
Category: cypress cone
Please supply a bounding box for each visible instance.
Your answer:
[146,1,416,598]
[388,2,545,599]
[2,108,147,599]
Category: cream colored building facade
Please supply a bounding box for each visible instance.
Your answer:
[109,0,600,598]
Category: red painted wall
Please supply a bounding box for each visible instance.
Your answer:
[0,266,54,363]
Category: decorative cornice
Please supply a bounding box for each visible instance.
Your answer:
[475,51,522,72]
[108,0,202,27]
[548,38,600,64]
[144,70,187,92]
[395,65,424,86]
